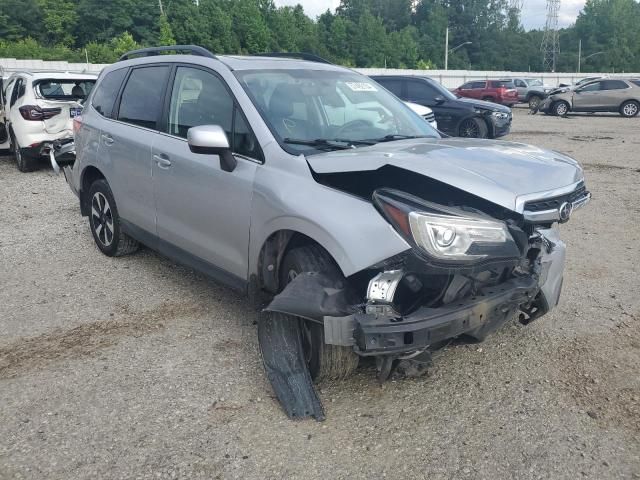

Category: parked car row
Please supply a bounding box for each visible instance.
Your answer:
[61,46,589,420]
[0,71,97,171]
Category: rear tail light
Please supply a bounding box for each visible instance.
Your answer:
[73,115,83,134]
[19,105,62,121]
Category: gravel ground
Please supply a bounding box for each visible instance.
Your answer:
[1,108,639,480]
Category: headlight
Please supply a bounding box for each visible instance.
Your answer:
[491,111,509,120]
[409,212,511,261]
[374,189,520,264]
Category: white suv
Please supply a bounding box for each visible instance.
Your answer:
[0,71,97,172]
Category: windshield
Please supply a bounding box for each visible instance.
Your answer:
[525,79,543,87]
[235,69,439,155]
[35,79,96,100]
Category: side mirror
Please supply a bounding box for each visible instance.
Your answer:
[434,95,445,104]
[187,125,237,172]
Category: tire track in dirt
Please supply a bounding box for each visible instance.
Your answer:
[0,302,207,379]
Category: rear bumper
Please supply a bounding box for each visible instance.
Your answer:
[352,275,539,355]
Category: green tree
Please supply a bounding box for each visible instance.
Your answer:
[36,0,77,46]
[158,14,176,46]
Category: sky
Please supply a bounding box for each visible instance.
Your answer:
[273,0,587,30]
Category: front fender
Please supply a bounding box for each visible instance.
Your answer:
[248,154,411,278]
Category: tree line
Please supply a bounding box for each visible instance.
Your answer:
[0,0,639,72]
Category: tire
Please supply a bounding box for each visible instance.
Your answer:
[620,100,639,118]
[458,117,489,138]
[11,134,38,172]
[528,95,542,109]
[553,101,570,116]
[280,245,359,382]
[87,179,139,257]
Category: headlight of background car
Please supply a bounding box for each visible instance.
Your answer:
[491,111,509,120]
[374,189,520,264]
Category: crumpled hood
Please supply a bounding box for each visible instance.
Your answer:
[307,137,584,212]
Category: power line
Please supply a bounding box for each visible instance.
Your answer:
[541,0,561,72]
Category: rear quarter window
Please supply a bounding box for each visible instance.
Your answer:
[91,68,128,119]
[491,80,515,88]
[601,80,629,90]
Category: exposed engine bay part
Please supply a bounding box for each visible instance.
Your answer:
[258,312,325,421]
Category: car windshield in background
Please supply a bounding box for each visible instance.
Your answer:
[35,79,96,100]
[526,79,543,86]
[235,69,439,155]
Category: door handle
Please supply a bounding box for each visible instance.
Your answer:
[101,134,114,146]
[153,154,172,169]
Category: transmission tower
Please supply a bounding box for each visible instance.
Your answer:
[541,0,561,72]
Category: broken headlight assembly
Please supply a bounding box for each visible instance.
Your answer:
[373,189,520,264]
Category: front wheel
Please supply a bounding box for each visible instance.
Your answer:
[553,101,570,116]
[87,179,139,257]
[280,245,359,382]
[459,117,489,138]
[528,95,542,109]
[620,100,639,118]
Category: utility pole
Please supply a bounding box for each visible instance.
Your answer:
[158,0,164,15]
[577,39,581,73]
[444,27,449,71]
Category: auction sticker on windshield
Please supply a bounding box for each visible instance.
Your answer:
[345,82,378,92]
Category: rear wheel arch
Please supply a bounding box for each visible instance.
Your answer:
[619,99,639,117]
[80,166,106,216]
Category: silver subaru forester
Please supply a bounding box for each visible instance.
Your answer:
[65,46,590,421]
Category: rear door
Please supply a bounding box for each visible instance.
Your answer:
[470,81,486,100]
[153,65,261,286]
[514,79,527,101]
[0,77,11,148]
[599,80,632,110]
[103,65,171,236]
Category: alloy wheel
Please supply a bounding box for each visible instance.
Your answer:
[623,103,638,117]
[555,103,568,116]
[460,119,480,137]
[91,192,114,247]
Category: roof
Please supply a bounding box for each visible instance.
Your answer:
[7,71,98,80]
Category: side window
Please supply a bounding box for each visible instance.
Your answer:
[167,66,261,160]
[168,67,233,139]
[580,82,601,92]
[631,80,640,87]
[117,66,170,129]
[515,79,526,88]
[471,81,486,89]
[377,79,403,97]
[91,68,128,118]
[601,80,628,90]
[407,80,434,104]
[459,82,472,90]
[10,78,23,107]
[233,111,262,160]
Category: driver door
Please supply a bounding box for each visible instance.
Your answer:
[153,65,261,287]
[572,81,602,111]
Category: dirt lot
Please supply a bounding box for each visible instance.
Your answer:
[1,108,639,480]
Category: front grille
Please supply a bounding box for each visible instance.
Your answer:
[524,182,587,212]
[423,113,436,122]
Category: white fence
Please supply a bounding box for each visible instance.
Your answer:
[356,68,640,88]
[2,58,638,88]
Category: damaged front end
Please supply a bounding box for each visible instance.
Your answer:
[262,184,587,419]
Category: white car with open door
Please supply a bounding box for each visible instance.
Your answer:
[1,71,97,172]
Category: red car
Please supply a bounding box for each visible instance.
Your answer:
[454,80,518,106]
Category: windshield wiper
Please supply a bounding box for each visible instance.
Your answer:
[368,134,429,143]
[283,138,373,150]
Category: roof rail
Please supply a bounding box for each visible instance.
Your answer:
[252,52,332,65]
[118,45,216,62]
